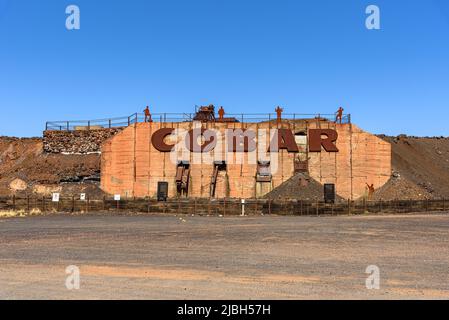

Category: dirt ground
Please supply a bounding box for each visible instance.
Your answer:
[1,213,449,300]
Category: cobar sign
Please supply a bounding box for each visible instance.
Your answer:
[151,128,338,153]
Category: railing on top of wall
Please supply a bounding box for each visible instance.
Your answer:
[45,113,351,131]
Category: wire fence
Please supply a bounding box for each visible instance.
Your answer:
[1,196,447,216]
[45,113,351,131]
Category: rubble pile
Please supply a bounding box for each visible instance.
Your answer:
[372,175,432,200]
[43,128,122,154]
[263,173,344,201]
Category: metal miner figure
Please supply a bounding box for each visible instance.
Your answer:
[218,106,225,121]
[335,107,344,124]
[275,106,283,124]
[144,106,152,123]
[366,183,375,200]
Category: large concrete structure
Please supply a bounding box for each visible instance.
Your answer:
[100,116,391,200]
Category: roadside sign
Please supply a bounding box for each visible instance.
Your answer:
[80,193,86,201]
[52,193,60,202]
[114,194,121,201]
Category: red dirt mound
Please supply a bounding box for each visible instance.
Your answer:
[0,137,103,197]
[378,135,449,200]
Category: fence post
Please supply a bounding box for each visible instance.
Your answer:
[223,198,226,216]
[347,199,351,215]
[268,199,272,215]
[72,195,75,213]
[316,200,319,216]
[87,195,90,213]
[208,199,211,216]
[300,200,303,215]
[194,198,197,214]
[42,196,45,212]
[255,199,258,215]
[87,121,91,130]
[27,195,30,213]
[12,195,15,211]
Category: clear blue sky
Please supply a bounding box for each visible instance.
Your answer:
[1,0,449,137]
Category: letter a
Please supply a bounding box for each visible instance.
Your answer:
[365,5,380,30]
[66,5,80,30]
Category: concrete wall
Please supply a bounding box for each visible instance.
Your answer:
[100,120,391,200]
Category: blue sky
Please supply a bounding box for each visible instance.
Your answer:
[1,0,449,137]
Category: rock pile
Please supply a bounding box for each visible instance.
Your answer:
[43,128,122,154]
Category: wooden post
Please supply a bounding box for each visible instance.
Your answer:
[12,195,16,211]
[194,198,197,214]
[71,195,75,213]
[27,195,30,213]
[268,200,272,215]
[316,200,319,216]
[347,199,351,215]
[223,198,226,216]
[42,196,45,212]
[255,199,258,215]
[103,196,106,211]
[208,199,211,216]
[87,195,90,213]
[300,200,303,216]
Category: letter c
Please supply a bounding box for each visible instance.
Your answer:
[151,128,175,152]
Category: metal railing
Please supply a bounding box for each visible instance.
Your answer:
[45,112,351,131]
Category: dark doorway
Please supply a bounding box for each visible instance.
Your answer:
[324,184,336,203]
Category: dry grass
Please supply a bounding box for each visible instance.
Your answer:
[0,208,42,218]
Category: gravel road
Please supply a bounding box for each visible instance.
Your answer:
[1,213,449,299]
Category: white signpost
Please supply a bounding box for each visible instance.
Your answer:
[52,193,60,202]
[114,194,121,201]
[80,193,86,201]
[241,199,245,216]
